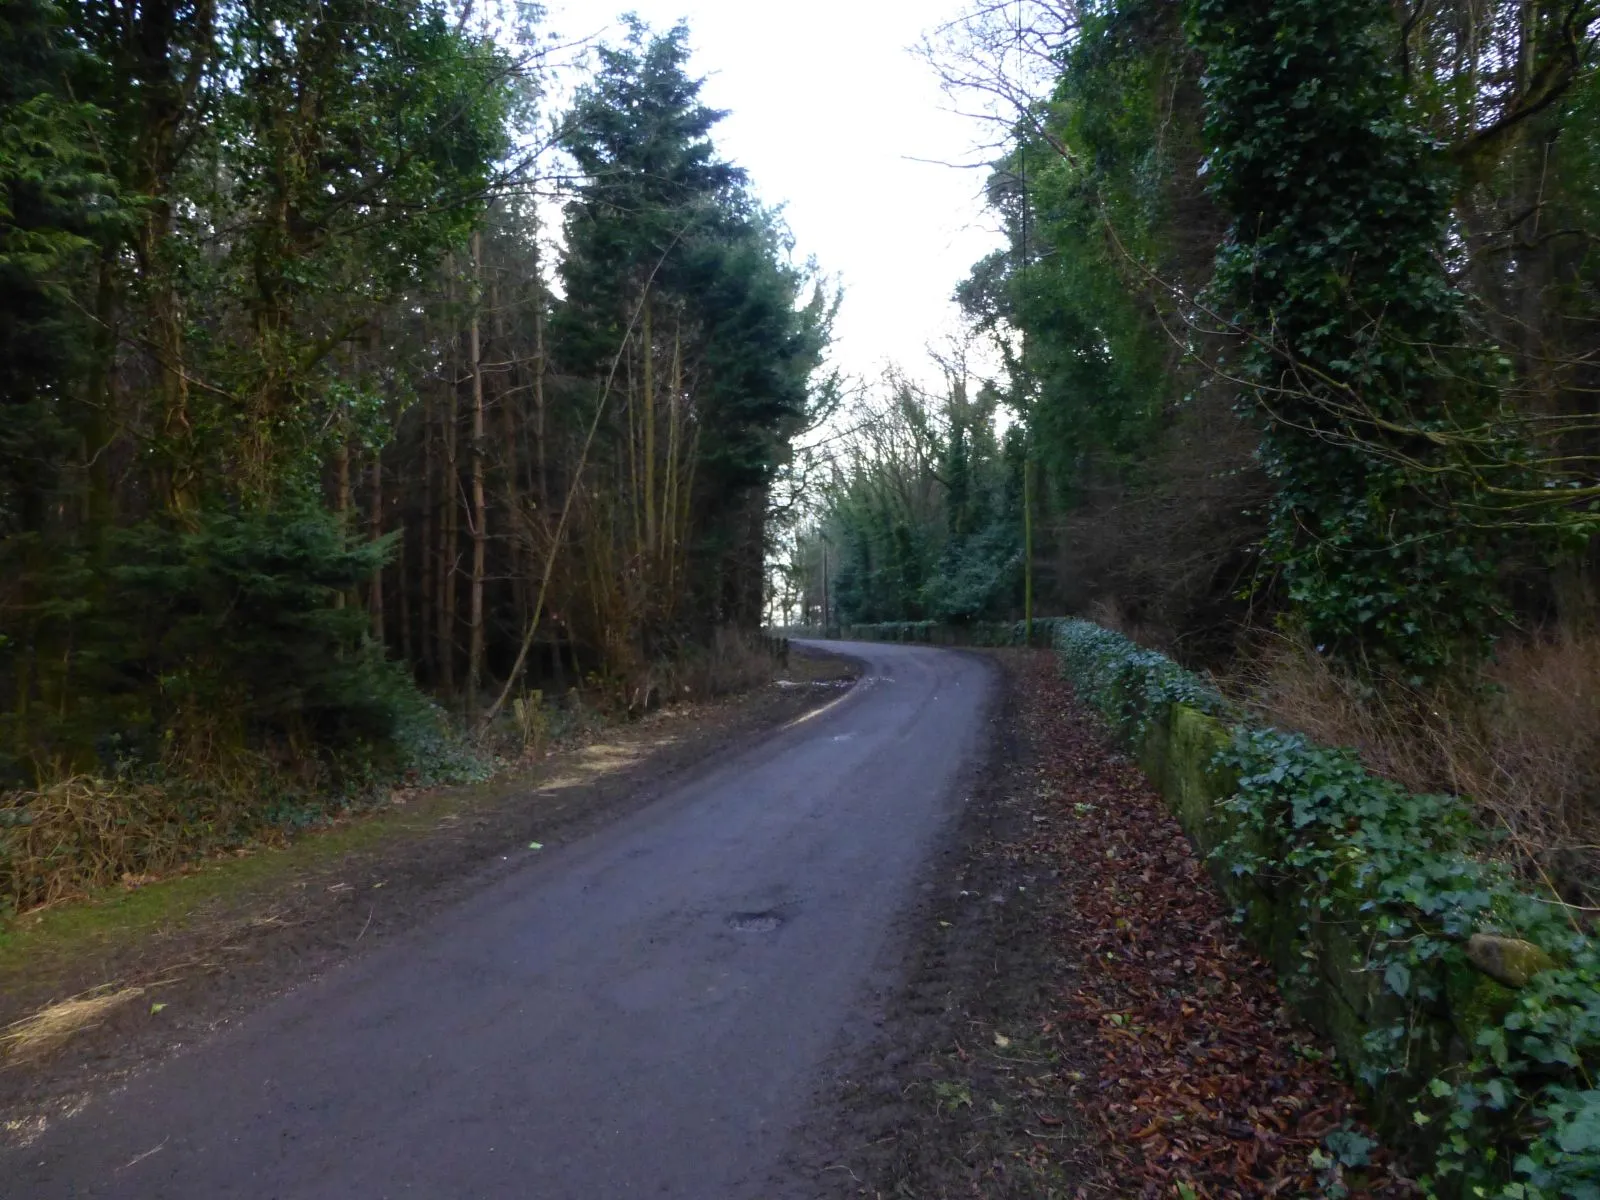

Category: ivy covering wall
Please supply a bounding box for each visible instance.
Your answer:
[827,619,1599,1197]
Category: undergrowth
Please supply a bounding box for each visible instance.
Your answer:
[3,628,787,920]
[1240,630,1600,909]
[1,690,489,918]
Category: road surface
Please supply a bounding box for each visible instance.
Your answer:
[7,641,994,1199]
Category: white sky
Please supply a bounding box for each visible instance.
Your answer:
[544,2,1006,387]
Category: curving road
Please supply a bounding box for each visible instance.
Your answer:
[7,642,994,1199]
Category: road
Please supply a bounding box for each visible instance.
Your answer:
[6,642,993,1199]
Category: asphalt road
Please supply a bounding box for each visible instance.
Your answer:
[7,641,994,1199]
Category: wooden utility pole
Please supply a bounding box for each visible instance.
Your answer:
[821,538,830,632]
[1016,0,1034,646]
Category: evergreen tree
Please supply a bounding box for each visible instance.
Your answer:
[0,0,118,540]
[0,5,836,900]
[555,19,830,636]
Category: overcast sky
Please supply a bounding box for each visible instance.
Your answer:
[544,2,1006,386]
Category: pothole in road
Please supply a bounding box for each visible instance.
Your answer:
[727,911,783,933]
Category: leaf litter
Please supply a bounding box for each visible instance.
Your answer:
[1007,650,1417,1199]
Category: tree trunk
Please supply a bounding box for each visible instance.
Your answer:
[642,292,657,554]
[399,516,414,666]
[369,453,386,644]
[82,253,117,528]
[467,230,488,709]
[334,439,351,609]
[439,372,459,694]
[663,324,682,596]
[437,256,459,694]
[421,386,437,682]
[626,350,642,557]
[533,224,548,506]
[495,266,528,630]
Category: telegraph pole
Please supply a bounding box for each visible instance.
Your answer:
[820,536,830,634]
[1024,456,1033,642]
[1016,0,1034,646]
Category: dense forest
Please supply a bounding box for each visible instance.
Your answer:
[0,2,833,907]
[790,0,1600,902]
[7,0,1599,906]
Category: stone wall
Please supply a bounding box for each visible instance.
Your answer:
[824,617,1593,1194]
[1131,701,1542,1144]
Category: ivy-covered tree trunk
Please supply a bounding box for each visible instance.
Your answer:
[1189,0,1507,676]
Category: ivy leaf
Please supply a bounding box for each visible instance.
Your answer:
[1325,1129,1376,1168]
[1555,1094,1600,1154]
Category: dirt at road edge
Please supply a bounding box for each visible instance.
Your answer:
[782,647,1093,1199]
[787,646,1410,1200]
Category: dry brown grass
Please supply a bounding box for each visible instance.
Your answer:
[2,777,192,914]
[0,772,278,916]
[654,626,778,705]
[1237,629,1600,907]
[702,626,781,697]
[510,690,553,759]
[1,986,145,1063]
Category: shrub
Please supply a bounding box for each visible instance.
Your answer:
[658,626,778,701]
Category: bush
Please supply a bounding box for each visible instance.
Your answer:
[656,626,779,702]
